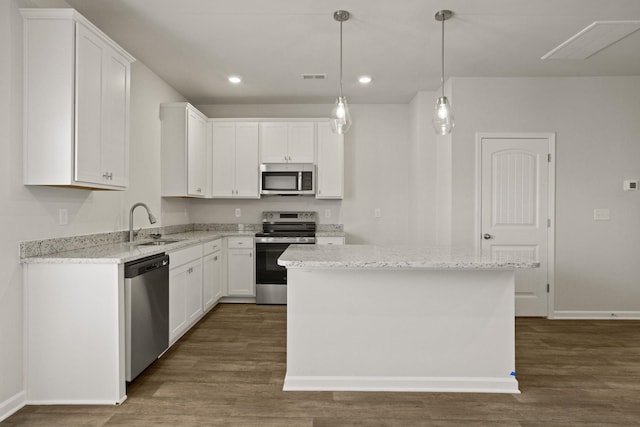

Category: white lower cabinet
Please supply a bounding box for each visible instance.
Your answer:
[226,237,255,297]
[316,236,345,245]
[169,245,203,345]
[203,239,223,311]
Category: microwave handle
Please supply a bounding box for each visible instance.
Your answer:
[298,171,302,191]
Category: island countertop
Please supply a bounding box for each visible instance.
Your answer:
[278,244,540,270]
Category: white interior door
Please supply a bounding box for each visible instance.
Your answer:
[480,135,552,317]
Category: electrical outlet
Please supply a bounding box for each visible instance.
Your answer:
[374,208,381,218]
[324,209,331,219]
[58,208,68,225]
[235,208,241,218]
[593,208,610,221]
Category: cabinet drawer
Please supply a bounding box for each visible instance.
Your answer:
[169,244,203,268]
[227,236,253,249]
[316,236,345,245]
[203,239,222,255]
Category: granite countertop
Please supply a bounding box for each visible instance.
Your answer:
[278,244,540,270]
[315,231,346,238]
[21,231,255,265]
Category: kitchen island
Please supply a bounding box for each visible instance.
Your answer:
[278,245,539,394]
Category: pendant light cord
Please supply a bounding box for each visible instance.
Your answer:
[339,19,344,98]
[441,15,445,98]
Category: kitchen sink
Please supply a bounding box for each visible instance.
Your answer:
[136,239,182,246]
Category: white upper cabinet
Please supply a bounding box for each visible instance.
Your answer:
[316,122,344,199]
[160,103,209,197]
[21,9,134,190]
[260,122,315,164]
[211,122,260,198]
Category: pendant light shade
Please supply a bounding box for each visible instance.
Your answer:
[330,10,352,135]
[433,10,454,135]
[433,96,454,136]
[331,96,352,135]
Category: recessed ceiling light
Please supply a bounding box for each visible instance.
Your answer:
[228,76,242,84]
[358,76,372,84]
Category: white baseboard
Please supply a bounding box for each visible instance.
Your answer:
[283,375,520,394]
[0,391,26,422]
[552,310,640,319]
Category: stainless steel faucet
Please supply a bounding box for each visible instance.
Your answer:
[129,202,157,242]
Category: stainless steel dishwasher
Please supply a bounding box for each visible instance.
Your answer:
[124,253,170,382]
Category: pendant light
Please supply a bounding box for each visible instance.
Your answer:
[433,10,454,135]
[330,10,352,135]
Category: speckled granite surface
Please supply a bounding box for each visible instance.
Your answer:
[20,230,257,264]
[316,224,343,232]
[19,222,345,264]
[278,245,540,270]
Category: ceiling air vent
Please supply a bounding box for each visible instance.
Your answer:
[301,74,327,80]
[542,20,640,60]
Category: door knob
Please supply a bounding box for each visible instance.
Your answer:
[483,233,493,240]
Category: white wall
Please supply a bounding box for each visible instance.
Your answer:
[193,103,411,245]
[0,0,186,416]
[408,91,438,245]
[448,76,640,313]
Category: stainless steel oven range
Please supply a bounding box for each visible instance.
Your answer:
[255,211,317,304]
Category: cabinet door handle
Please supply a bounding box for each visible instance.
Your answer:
[213,256,218,261]
[249,252,252,258]
[197,188,202,193]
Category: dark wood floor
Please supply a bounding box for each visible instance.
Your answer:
[5,304,640,426]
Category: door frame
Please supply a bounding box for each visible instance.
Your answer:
[474,132,556,318]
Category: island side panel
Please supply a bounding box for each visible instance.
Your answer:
[285,268,518,393]
[24,263,126,404]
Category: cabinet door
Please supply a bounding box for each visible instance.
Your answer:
[211,122,237,197]
[234,122,260,198]
[260,122,288,163]
[101,49,130,188]
[187,109,207,196]
[316,122,344,199]
[169,264,188,343]
[203,251,222,311]
[316,236,345,245]
[185,259,203,324]
[74,22,105,185]
[288,122,315,163]
[227,249,255,296]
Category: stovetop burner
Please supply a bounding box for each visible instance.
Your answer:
[259,211,317,235]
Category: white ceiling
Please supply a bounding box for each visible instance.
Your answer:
[54,0,640,104]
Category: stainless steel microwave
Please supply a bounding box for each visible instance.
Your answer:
[260,163,314,196]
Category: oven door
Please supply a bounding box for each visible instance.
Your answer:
[256,242,290,285]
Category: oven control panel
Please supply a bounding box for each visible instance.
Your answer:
[262,211,317,223]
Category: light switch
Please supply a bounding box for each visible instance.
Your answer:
[374,208,381,218]
[235,208,241,217]
[623,180,638,191]
[593,208,610,221]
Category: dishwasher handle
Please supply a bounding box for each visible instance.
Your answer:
[125,254,170,278]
